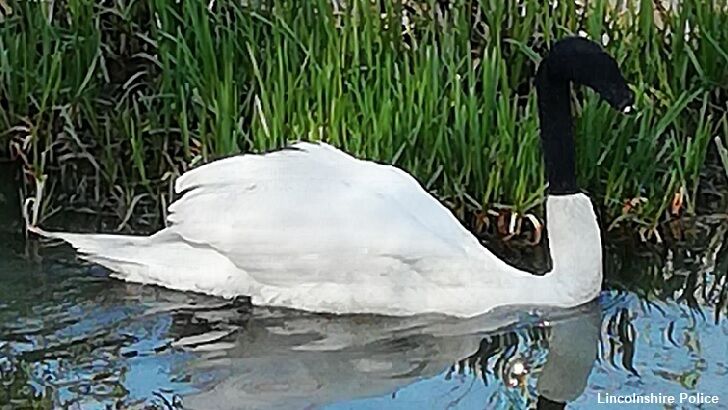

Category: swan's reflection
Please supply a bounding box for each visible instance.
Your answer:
[536,302,600,409]
[181,300,601,410]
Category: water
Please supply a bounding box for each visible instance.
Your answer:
[0,220,726,409]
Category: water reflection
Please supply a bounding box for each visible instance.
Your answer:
[1,217,727,409]
[176,301,599,409]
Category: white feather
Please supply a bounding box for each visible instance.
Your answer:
[31,142,602,317]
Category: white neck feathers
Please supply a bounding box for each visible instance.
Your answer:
[543,193,603,304]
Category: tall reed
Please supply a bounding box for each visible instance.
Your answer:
[1,0,726,234]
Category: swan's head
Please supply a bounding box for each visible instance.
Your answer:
[538,37,634,113]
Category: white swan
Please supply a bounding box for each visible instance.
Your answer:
[30,37,634,318]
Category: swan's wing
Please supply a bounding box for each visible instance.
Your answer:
[167,142,502,288]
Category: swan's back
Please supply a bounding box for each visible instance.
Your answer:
[167,142,504,286]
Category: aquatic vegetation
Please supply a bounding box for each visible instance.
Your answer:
[0,357,54,409]
[0,0,727,234]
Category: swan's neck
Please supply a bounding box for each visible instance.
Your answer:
[536,56,577,195]
[542,194,602,304]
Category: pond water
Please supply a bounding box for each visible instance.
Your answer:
[0,219,726,409]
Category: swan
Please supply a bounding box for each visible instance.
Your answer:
[30,37,634,318]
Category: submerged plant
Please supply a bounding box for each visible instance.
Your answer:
[0,356,54,409]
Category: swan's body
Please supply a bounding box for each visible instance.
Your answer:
[34,142,601,317]
[31,37,633,318]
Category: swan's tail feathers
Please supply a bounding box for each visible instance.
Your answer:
[28,226,149,256]
[28,226,253,298]
[29,226,155,281]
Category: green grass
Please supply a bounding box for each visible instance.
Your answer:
[0,0,727,233]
